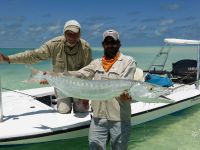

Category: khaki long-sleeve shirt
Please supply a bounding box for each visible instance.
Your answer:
[69,53,136,121]
[8,35,92,72]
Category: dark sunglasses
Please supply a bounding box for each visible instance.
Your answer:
[65,32,79,38]
[103,40,118,45]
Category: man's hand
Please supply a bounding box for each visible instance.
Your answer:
[119,92,132,101]
[39,72,49,84]
[40,79,49,85]
[0,53,5,63]
[81,99,89,110]
[0,55,3,62]
[0,53,10,63]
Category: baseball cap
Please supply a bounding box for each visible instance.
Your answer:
[103,29,119,41]
[63,20,81,33]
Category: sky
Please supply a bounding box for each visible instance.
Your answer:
[0,0,200,48]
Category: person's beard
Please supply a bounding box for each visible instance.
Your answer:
[104,48,119,59]
[66,41,77,48]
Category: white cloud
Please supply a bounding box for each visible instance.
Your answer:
[89,23,104,36]
[91,23,104,30]
[165,4,180,11]
[48,24,61,32]
[138,25,146,31]
[159,19,175,26]
[155,26,168,36]
[28,26,43,32]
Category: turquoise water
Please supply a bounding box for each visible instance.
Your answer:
[0,46,199,150]
[0,46,196,90]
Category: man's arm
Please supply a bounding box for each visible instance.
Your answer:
[67,60,97,79]
[7,43,51,64]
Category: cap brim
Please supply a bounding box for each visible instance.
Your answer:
[103,35,118,41]
[64,26,79,33]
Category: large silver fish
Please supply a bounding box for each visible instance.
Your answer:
[28,68,173,103]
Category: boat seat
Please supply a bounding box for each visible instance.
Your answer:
[171,59,197,84]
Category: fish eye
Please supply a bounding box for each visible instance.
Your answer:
[149,87,153,91]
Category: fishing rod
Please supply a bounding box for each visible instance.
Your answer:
[2,87,38,99]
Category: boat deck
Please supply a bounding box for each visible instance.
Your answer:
[0,87,91,140]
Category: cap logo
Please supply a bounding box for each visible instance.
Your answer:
[103,29,119,41]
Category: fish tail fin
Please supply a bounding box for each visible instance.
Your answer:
[23,65,41,83]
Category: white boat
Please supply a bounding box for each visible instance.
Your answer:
[1,38,200,146]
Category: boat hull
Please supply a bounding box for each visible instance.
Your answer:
[0,126,89,145]
[132,95,200,126]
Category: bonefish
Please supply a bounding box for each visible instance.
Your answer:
[28,67,173,103]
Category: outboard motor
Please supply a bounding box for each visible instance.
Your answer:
[171,59,197,83]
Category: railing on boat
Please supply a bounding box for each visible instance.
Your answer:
[147,38,200,89]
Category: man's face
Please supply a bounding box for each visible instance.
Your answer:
[65,30,80,46]
[102,36,120,59]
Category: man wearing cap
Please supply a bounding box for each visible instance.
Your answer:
[67,29,136,150]
[0,19,92,114]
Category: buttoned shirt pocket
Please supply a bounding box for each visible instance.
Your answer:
[93,70,105,80]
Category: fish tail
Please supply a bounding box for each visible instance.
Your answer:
[26,65,41,76]
[23,65,41,83]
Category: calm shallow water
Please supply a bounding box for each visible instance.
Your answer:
[0,46,199,150]
[1,104,200,150]
[129,104,200,150]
